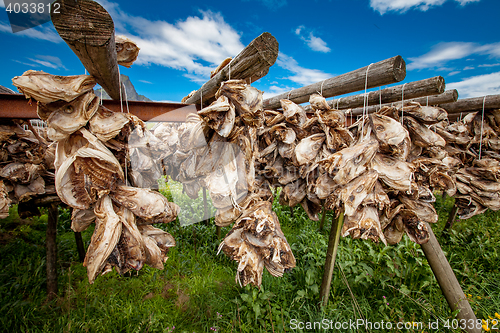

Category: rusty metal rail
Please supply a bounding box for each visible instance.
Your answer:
[0,93,198,122]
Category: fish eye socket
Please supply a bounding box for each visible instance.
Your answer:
[64,105,74,114]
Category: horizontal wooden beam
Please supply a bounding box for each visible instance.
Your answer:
[263,55,406,110]
[304,76,445,113]
[439,94,500,114]
[184,32,279,107]
[350,89,458,116]
[0,93,197,122]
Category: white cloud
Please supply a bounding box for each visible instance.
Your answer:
[479,63,500,68]
[448,71,460,76]
[408,42,500,70]
[277,53,331,86]
[370,0,480,14]
[138,80,153,84]
[463,66,474,70]
[0,21,61,43]
[13,55,66,70]
[294,25,330,53]
[96,1,244,83]
[447,71,500,98]
[262,85,294,100]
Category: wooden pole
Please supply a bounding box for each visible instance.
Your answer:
[439,94,500,114]
[420,223,480,333]
[349,89,458,116]
[74,232,86,262]
[443,205,459,232]
[319,212,344,307]
[46,203,58,300]
[318,206,327,232]
[51,0,122,100]
[184,32,279,107]
[304,76,445,113]
[263,56,406,110]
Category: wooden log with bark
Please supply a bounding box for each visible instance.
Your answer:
[183,32,279,107]
[263,55,406,110]
[51,0,122,100]
[349,89,458,116]
[439,94,500,114]
[304,76,445,113]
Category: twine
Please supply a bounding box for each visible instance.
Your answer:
[478,96,487,160]
[400,83,407,124]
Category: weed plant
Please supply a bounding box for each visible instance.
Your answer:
[0,189,499,332]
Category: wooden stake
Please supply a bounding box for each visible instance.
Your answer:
[74,232,86,263]
[51,0,122,100]
[184,32,279,107]
[349,89,458,116]
[304,76,445,113]
[46,203,58,300]
[318,206,327,232]
[420,223,480,333]
[443,204,459,232]
[263,56,406,110]
[319,212,344,307]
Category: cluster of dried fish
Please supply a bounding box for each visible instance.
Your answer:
[12,70,179,283]
[314,101,455,245]
[158,80,296,287]
[0,119,55,218]
[431,109,500,219]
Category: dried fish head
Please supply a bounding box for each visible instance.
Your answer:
[269,123,296,144]
[369,113,410,158]
[115,35,140,68]
[320,139,379,184]
[89,106,130,142]
[12,70,96,104]
[309,93,330,112]
[216,80,263,124]
[280,99,307,127]
[402,102,447,124]
[333,170,378,216]
[71,208,96,232]
[198,95,235,137]
[399,209,429,244]
[264,110,285,127]
[342,205,387,245]
[371,153,415,193]
[383,215,405,245]
[399,195,438,224]
[317,109,345,128]
[295,133,325,166]
[45,91,100,141]
[403,116,446,148]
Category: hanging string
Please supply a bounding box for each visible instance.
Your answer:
[124,82,130,113]
[228,61,231,80]
[478,96,487,160]
[287,90,292,100]
[379,86,382,109]
[336,98,340,110]
[200,87,203,109]
[426,96,429,106]
[118,71,124,113]
[400,83,407,124]
[459,112,463,121]
[100,86,103,105]
[361,63,373,135]
[320,79,326,96]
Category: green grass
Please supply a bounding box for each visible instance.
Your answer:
[0,191,499,332]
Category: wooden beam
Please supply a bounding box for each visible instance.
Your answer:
[304,76,445,113]
[184,32,279,107]
[0,93,197,122]
[439,94,500,114]
[420,223,480,333]
[263,55,406,110]
[319,212,344,307]
[349,89,458,116]
[51,0,122,100]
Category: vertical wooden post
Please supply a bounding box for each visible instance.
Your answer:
[319,212,344,307]
[74,232,86,262]
[289,206,295,218]
[443,205,459,232]
[420,223,480,333]
[46,203,58,300]
[216,226,221,239]
[318,206,327,232]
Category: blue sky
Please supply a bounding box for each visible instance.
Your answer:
[1,0,499,102]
